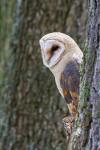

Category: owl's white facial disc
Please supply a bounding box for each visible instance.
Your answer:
[39,39,65,68]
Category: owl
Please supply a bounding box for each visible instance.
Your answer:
[39,32,83,133]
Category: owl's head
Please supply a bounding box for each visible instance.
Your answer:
[39,32,83,68]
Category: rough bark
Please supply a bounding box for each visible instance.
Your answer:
[66,0,100,149]
[0,0,87,150]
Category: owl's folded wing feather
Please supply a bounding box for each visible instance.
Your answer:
[60,60,80,117]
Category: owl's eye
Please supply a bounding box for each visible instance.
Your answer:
[51,45,59,53]
[47,45,60,61]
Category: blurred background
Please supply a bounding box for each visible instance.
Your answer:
[0,0,87,149]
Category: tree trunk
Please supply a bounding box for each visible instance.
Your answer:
[66,0,100,149]
[0,0,87,150]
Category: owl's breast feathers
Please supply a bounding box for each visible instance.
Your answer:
[60,60,80,117]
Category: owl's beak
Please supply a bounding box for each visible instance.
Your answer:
[40,39,52,61]
[47,52,52,61]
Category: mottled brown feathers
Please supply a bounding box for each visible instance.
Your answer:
[60,60,80,117]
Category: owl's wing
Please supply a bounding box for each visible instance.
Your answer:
[60,60,80,117]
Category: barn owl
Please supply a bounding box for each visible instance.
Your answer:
[39,32,83,133]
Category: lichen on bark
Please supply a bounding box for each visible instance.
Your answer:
[67,0,100,149]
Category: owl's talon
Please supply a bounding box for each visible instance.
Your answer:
[62,116,74,136]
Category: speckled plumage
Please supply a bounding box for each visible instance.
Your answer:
[60,60,80,117]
